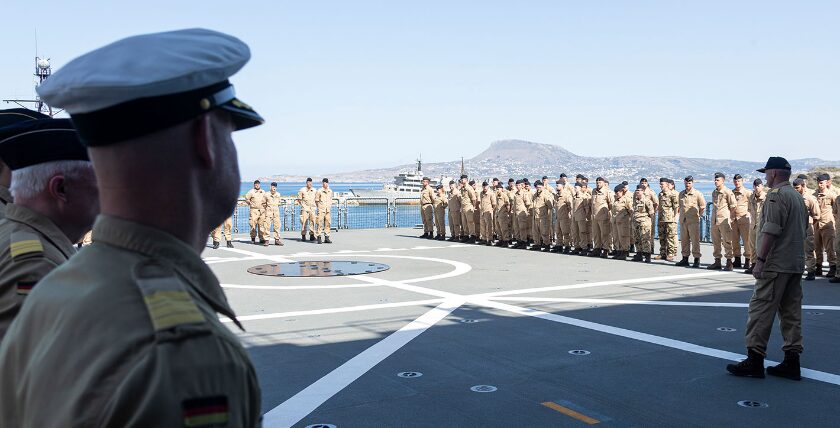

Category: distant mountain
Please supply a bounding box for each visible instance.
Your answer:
[262,139,840,183]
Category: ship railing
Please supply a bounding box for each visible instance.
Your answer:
[341,197,390,229]
[392,197,424,228]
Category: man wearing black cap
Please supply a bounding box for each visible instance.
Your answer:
[572,178,593,255]
[554,176,574,253]
[0,109,50,220]
[532,180,553,251]
[709,173,737,270]
[0,119,98,340]
[447,181,462,241]
[420,177,435,239]
[315,178,333,244]
[0,29,263,426]
[656,178,679,261]
[632,184,654,263]
[265,182,284,246]
[727,157,806,380]
[297,177,317,242]
[433,184,448,240]
[731,174,754,269]
[506,178,517,243]
[472,180,482,240]
[612,183,633,260]
[677,176,706,268]
[746,179,766,273]
[512,180,532,248]
[459,175,477,243]
[494,181,512,246]
[590,177,614,258]
[812,173,836,277]
[479,182,496,245]
[639,178,658,252]
[245,180,268,245]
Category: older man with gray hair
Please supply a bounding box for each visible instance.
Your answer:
[0,118,98,341]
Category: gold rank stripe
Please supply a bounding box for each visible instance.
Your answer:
[10,240,44,258]
[184,412,228,427]
[143,290,205,331]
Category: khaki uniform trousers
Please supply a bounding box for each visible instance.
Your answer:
[266,207,282,240]
[212,217,233,242]
[745,272,803,356]
[805,224,816,273]
[461,208,476,236]
[814,224,836,268]
[731,215,752,259]
[421,204,435,234]
[576,219,591,249]
[528,210,535,240]
[317,208,331,237]
[749,222,760,265]
[615,219,632,251]
[515,211,530,242]
[634,218,652,253]
[495,210,511,242]
[535,211,551,245]
[300,206,316,236]
[480,211,494,241]
[680,219,702,259]
[474,209,481,237]
[555,214,572,247]
[249,208,267,240]
[570,217,578,248]
[711,220,733,259]
[649,214,656,251]
[435,205,447,237]
[449,208,462,237]
[592,219,611,250]
[512,210,520,241]
[658,222,677,258]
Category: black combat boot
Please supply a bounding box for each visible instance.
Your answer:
[644,252,651,263]
[309,233,316,242]
[766,351,801,381]
[587,248,600,257]
[251,237,256,244]
[744,261,753,275]
[613,251,627,261]
[675,257,689,267]
[419,232,428,238]
[275,239,283,246]
[726,350,765,378]
[262,240,269,247]
[827,266,837,278]
[733,257,742,268]
[723,259,734,271]
[632,252,644,262]
[212,241,220,249]
[815,267,823,277]
[226,241,234,248]
[828,276,840,283]
[707,258,722,270]
[600,249,609,258]
[805,272,815,281]
[629,244,636,253]
[608,250,617,256]
[317,236,322,244]
[692,258,700,268]
[324,237,332,244]
[569,247,580,255]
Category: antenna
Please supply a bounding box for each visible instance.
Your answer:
[460,157,465,176]
[2,29,61,116]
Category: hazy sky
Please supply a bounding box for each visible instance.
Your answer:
[2,1,838,178]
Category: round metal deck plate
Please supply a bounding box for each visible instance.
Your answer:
[247,261,390,277]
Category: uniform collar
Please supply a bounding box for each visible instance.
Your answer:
[4,203,76,259]
[0,185,11,205]
[92,215,240,326]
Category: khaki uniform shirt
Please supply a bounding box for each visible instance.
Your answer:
[420,186,435,206]
[244,188,267,210]
[644,187,658,216]
[757,182,806,273]
[495,188,510,213]
[803,193,820,225]
[514,189,532,214]
[433,191,447,210]
[0,204,76,340]
[0,216,260,427]
[460,185,477,211]
[748,191,766,224]
[613,194,633,223]
[573,187,592,221]
[480,189,496,212]
[315,188,334,212]
[633,193,655,221]
[591,187,614,222]
[555,186,573,217]
[658,189,679,223]
[813,189,835,228]
[712,187,737,225]
[732,187,752,219]
[679,188,706,223]
[533,189,553,215]
[448,189,461,213]
[267,190,283,208]
[0,185,12,220]
[297,187,317,211]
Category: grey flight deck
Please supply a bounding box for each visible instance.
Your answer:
[205,228,840,427]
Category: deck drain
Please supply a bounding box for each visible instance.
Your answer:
[568,350,591,356]
[470,385,498,393]
[459,319,479,324]
[717,327,737,332]
[806,311,824,316]
[397,371,423,378]
[737,400,768,408]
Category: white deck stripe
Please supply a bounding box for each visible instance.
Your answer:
[262,299,465,428]
[489,297,840,311]
[222,299,446,323]
[214,246,295,263]
[221,283,380,290]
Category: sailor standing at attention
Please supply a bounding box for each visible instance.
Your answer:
[709,172,737,271]
[447,180,462,241]
[244,179,267,245]
[0,28,263,426]
[676,176,706,268]
[420,176,435,239]
[730,174,754,270]
[297,177,317,242]
[265,182,284,246]
[315,178,333,244]
[433,184,448,240]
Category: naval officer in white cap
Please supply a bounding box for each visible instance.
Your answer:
[0,29,264,427]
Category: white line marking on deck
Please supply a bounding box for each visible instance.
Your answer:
[221,283,380,290]
[262,299,465,428]
[489,297,840,311]
[214,247,295,263]
[221,299,446,323]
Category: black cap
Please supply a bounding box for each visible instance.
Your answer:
[254,179,260,184]
[733,174,743,180]
[515,179,522,184]
[422,176,430,181]
[449,180,455,185]
[797,174,808,180]
[659,177,668,183]
[756,157,791,173]
[817,173,831,182]
[306,177,313,182]
[535,181,543,187]
[753,178,763,186]
[596,177,605,182]
[469,180,475,185]
[636,184,645,190]
[542,176,548,180]
[271,182,277,187]
[580,176,588,181]
[639,177,648,183]
[508,178,514,183]
[793,178,806,187]
[323,178,329,183]
[492,177,499,182]
[613,184,625,193]
[684,175,694,182]
[524,178,530,184]
[575,174,584,179]
[622,180,628,185]
[460,174,468,179]
[560,173,567,178]
[714,172,725,179]
[0,119,89,170]
[435,184,443,190]
[482,181,488,187]
[0,108,50,128]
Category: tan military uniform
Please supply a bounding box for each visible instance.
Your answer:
[0,185,11,220]
[507,186,516,240]
[813,188,836,270]
[644,187,658,249]
[460,184,478,238]
[731,186,754,261]
[513,188,532,242]
[433,190,447,238]
[244,187,268,241]
[0,216,261,426]
[473,185,482,237]
[745,182,806,356]
[315,187,334,237]
[554,185,573,248]
[747,190,766,265]
[711,187,737,260]
[678,188,706,259]
[297,186,317,237]
[420,185,435,235]
[835,193,840,279]
[591,187,614,251]
[265,190,283,241]
[447,189,462,238]
[211,216,233,243]
[658,188,679,259]
[633,192,655,253]
[803,193,820,274]
[533,188,554,245]
[613,193,633,251]
[495,187,511,242]
[479,188,496,241]
[0,204,76,341]
[573,187,593,250]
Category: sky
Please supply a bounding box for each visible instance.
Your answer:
[2,1,838,179]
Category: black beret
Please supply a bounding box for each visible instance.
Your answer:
[254,180,260,184]
[469,180,475,185]
[435,184,443,190]
[639,177,648,183]
[753,178,763,186]
[422,176,430,181]
[449,180,455,185]
[0,108,50,127]
[714,172,725,179]
[306,177,313,182]
[613,184,625,193]
[793,178,806,187]
[0,118,89,170]
[796,174,808,180]
[659,177,668,183]
[492,177,499,182]
[482,181,488,186]
[560,173,567,178]
[460,174,468,179]
[575,174,584,179]
[817,173,831,182]
[508,178,514,183]
[535,181,543,187]
[271,182,278,187]
[322,178,329,183]
[596,177,605,182]
[515,179,522,184]
[636,184,645,190]
[622,181,628,185]
[733,174,743,180]
[684,175,694,182]
[580,176,588,181]
[542,176,548,180]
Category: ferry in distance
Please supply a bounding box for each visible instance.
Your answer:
[350,158,453,201]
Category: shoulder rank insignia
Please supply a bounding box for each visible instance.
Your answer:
[770,188,780,193]
[135,263,205,332]
[9,231,44,260]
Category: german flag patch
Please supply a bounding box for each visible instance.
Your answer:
[16,280,36,295]
[182,396,229,427]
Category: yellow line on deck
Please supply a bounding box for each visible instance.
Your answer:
[541,401,601,425]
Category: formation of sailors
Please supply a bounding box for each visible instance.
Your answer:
[419,172,839,281]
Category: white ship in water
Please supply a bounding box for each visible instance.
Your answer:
[350,159,453,202]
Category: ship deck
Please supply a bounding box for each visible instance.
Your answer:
[205,228,840,428]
